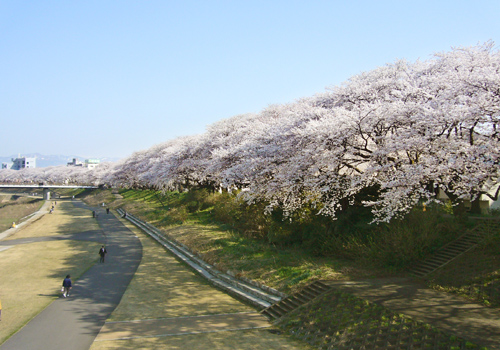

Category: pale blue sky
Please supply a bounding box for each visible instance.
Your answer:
[1,1,499,159]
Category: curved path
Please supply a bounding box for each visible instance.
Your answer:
[0,202,142,350]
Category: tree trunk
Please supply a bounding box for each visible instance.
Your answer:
[452,201,468,222]
[470,197,482,215]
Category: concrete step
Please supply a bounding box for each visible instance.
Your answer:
[260,281,331,321]
[409,224,492,277]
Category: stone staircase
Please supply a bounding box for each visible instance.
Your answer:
[116,208,285,309]
[410,218,500,278]
[260,280,331,321]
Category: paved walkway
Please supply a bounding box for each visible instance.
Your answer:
[325,278,500,349]
[0,202,143,350]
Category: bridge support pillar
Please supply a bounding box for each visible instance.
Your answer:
[43,188,51,200]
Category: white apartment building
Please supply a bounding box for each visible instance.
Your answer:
[7,157,36,170]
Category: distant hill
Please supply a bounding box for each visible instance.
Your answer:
[0,153,120,168]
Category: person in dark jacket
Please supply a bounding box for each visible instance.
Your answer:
[99,246,107,263]
[62,275,72,297]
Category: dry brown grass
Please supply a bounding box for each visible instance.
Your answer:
[91,329,313,350]
[0,196,43,231]
[5,200,99,240]
[80,190,117,208]
[106,222,251,321]
[0,199,103,345]
[0,240,102,344]
[159,224,346,294]
[90,214,311,350]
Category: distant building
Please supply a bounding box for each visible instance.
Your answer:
[85,159,100,169]
[67,158,84,167]
[10,157,36,170]
[67,158,100,169]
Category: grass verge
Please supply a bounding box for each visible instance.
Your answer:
[84,189,375,294]
[0,240,102,345]
[90,329,314,350]
[4,199,99,240]
[90,213,313,350]
[106,217,252,321]
[0,195,44,232]
[0,198,103,345]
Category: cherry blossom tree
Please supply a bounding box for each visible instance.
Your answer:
[3,43,499,223]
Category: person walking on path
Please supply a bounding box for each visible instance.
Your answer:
[99,246,107,263]
[62,275,72,297]
[106,208,110,214]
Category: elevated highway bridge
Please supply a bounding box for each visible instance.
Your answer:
[0,184,98,200]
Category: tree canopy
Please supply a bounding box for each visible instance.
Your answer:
[2,43,499,222]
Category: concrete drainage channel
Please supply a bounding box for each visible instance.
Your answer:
[116,209,285,310]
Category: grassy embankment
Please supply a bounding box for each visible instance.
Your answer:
[0,198,103,345]
[426,231,500,307]
[80,188,357,294]
[77,187,496,349]
[90,213,313,350]
[78,187,495,295]
[0,193,44,231]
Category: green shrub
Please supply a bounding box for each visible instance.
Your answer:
[210,192,270,238]
[361,208,461,269]
[113,187,466,272]
[212,192,241,225]
[293,206,462,270]
[162,206,189,224]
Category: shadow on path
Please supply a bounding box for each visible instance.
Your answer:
[95,312,270,341]
[0,203,143,350]
[0,230,104,246]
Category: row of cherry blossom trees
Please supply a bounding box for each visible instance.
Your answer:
[2,43,499,222]
[0,162,114,186]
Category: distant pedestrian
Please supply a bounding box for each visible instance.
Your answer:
[106,208,110,214]
[62,275,72,297]
[99,246,107,263]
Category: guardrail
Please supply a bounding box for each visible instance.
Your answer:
[116,208,285,309]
